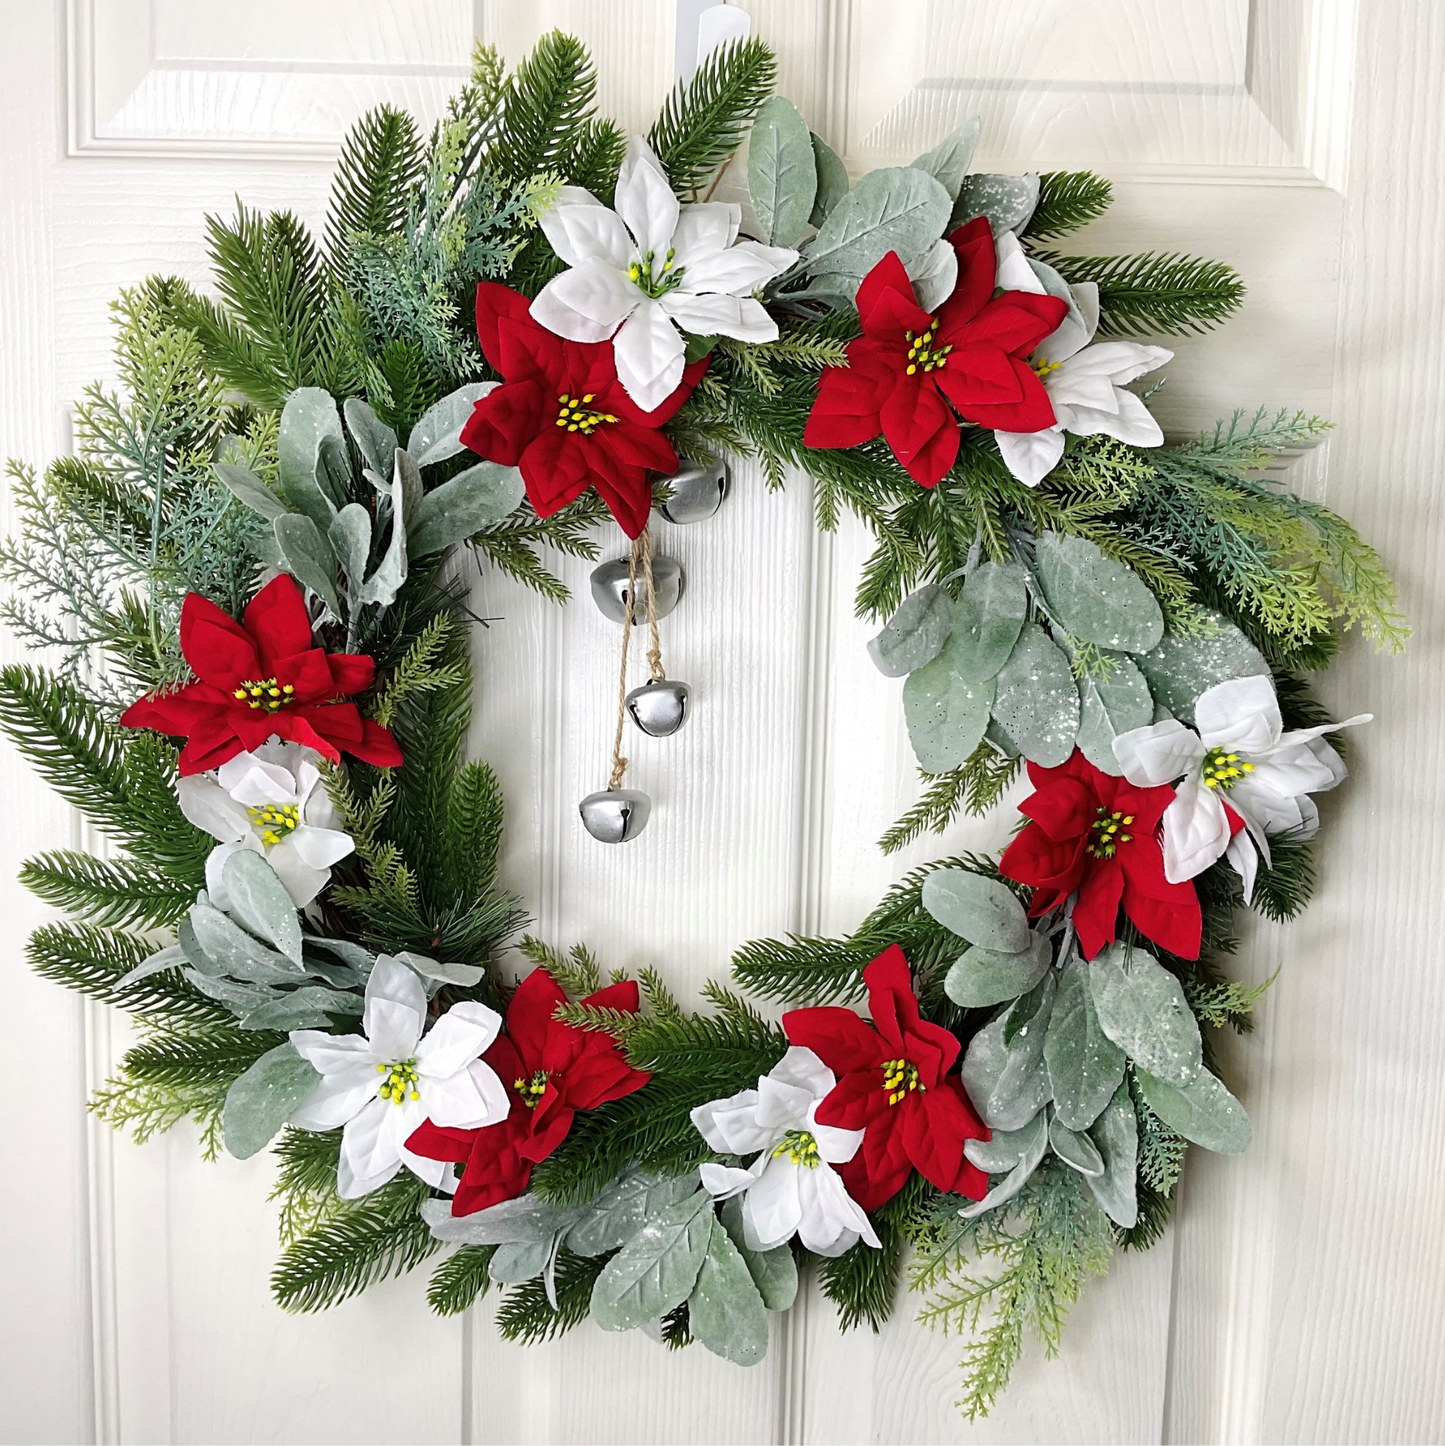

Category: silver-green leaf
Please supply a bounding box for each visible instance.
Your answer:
[718,1196,797,1311]
[329,504,372,597]
[1133,615,1270,726]
[407,382,493,467]
[277,387,345,528]
[343,397,398,475]
[960,976,1055,1131]
[945,930,1052,1010]
[407,461,526,556]
[222,1043,319,1159]
[950,562,1029,682]
[1075,656,1153,775]
[922,868,1031,951]
[1134,1067,1251,1154]
[808,133,850,226]
[273,513,340,617]
[748,96,817,248]
[868,584,955,677]
[566,1171,703,1258]
[1085,1081,1139,1226]
[1044,958,1126,1131]
[214,462,287,522]
[960,1106,1050,1218]
[220,851,303,964]
[805,166,951,288]
[1089,942,1202,1087]
[964,1107,1046,1174]
[1048,1111,1105,1176]
[687,1216,770,1366]
[911,116,981,201]
[356,449,410,608]
[902,654,994,773]
[990,623,1080,766]
[951,172,1040,235]
[1034,532,1164,653]
[589,1189,714,1331]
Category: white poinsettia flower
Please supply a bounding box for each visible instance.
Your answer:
[529,136,797,411]
[991,230,1173,487]
[176,738,354,910]
[690,1046,880,1258]
[1112,674,1371,898]
[289,956,510,1199]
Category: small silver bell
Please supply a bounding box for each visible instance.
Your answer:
[590,555,685,624]
[578,788,651,843]
[657,458,729,525]
[626,679,690,737]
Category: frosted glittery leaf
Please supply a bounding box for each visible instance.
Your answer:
[911,115,981,201]
[1044,958,1126,1131]
[1084,1081,1139,1227]
[222,1042,319,1160]
[951,171,1040,234]
[1134,614,1269,725]
[1075,655,1153,775]
[960,974,1056,1131]
[565,1170,702,1257]
[959,1107,1049,1218]
[687,1216,770,1366]
[990,623,1080,766]
[589,1188,714,1331]
[868,584,955,677]
[719,1196,797,1311]
[945,931,1052,1009]
[1035,532,1164,654]
[1134,1067,1251,1155]
[805,165,952,286]
[950,562,1028,682]
[1088,942,1202,1088]
[964,1108,1046,1174]
[903,653,994,772]
[923,867,1031,951]
[1048,1112,1105,1176]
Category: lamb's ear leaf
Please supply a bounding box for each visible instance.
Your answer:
[344,397,398,474]
[686,1216,770,1366]
[747,95,817,248]
[220,851,303,964]
[407,382,495,467]
[912,116,982,201]
[214,462,287,521]
[407,461,526,556]
[277,387,345,528]
[273,513,341,617]
[222,1044,319,1160]
[809,133,850,226]
[588,1189,714,1331]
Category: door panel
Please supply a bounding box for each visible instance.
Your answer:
[3,0,1441,1442]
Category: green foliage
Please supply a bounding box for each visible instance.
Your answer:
[325,105,424,266]
[518,935,604,996]
[1249,833,1318,922]
[21,850,196,932]
[271,1128,347,1243]
[879,746,1023,854]
[818,1176,932,1332]
[496,1249,611,1343]
[428,1246,498,1316]
[367,614,469,728]
[1185,970,1278,1033]
[271,1171,440,1312]
[648,38,777,196]
[92,1025,283,1158]
[1020,171,1113,241]
[531,984,786,1205]
[1130,1073,1188,1196]
[909,1164,1114,1420]
[1032,248,1246,337]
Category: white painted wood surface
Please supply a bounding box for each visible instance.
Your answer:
[2,0,1442,1440]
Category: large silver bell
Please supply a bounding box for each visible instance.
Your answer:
[657,458,729,525]
[590,554,685,624]
[626,679,690,737]
[579,788,651,843]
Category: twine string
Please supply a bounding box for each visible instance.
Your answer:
[607,534,642,790]
[641,524,666,683]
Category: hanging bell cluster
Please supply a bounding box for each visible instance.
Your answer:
[578,458,728,844]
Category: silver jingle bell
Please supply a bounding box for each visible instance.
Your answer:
[657,458,730,525]
[579,787,651,843]
[626,679,690,737]
[590,554,685,624]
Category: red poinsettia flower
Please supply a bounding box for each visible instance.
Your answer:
[119,575,401,776]
[999,750,1214,961]
[459,282,707,539]
[803,218,1069,487]
[407,967,652,1215]
[782,944,989,1211]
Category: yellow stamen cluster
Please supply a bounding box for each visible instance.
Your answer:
[904,320,952,375]
[554,393,618,435]
[246,801,300,846]
[231,677,295,713]
[882,1057,922,1106]
[1086,807,1135,860]
[1201,746,1255,790]
[627,246,684,297]
[1030,356,1063,379]
[513,1070,549,1108]
[376,1058,420,1106]
[771,1128,822,1168]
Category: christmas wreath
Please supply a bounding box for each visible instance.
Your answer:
[0,32,1404,1419]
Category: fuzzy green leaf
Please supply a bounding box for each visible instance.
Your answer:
[747,96,816,248]
[687,1216,770,1366]
[222,1042,319,1160]
[589,1188,714,1331]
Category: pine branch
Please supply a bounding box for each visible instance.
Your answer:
[271,1172,438,1312]
[325,105,424,263]
[1020,172,1113,241]
[879,747,1024,854]
[21,850,195,932]
[428,1246,497,1315]
[495,1249,609,1343]
[491,31,607,184]
[1032,249,1245,337]
[647,38,776,195]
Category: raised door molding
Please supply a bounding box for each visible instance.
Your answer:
[67,0,482,158]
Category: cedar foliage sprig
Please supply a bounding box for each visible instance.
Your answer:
[1031,248,1247,336]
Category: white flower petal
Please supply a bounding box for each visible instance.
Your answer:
[691,1088,772,1155]
[995,427,1066,488]
[810,1119,865,1165]
[796,1164,880,1255]
[755,1073,818,1131]
[995,231,1045,295]
[1228,777,1305,835]
[342,1096,423,1186]
[1250,746,1340,800]
[289,1030,375,1074]
[398,1146,452,1192]
[1195,676,1282,754]
[1061,390,1164,447]
[530,259,640,343]
[768,1046,836,1102]
[1273,714,1371,754]
[612,301,687,411]
[420,1069,498,1129]
[1300,735,1350,790]
[260,839,331,909]
[363,956,427,1056]
[282,825,354,872]
[1294,793,1321,839]
[742,1160,802,1252]
[289,1062,381,1130]
[204,839,249,909]
[336,1149,404,1200]
[1225,830,1259,902]
[415,1000,504,1079]
[538,188,631,269]
[1113,719,1206,786]
[1053,341,1171,386]
[1162,780,1233,882]
[177,775,251,842]
[1046,371,1123,414]
[464,1059,513,1126]
[661,291,777,342]
[681,241,795,298]
[218,753,304,806]
[700,1160,765,1201]
[616,137,680,260]
[669,203,738,269]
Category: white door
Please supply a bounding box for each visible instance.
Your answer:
[2,1,1441,1442]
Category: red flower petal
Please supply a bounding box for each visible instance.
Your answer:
[951,359,1058,432]
[903,1089,966,1192]
[955,293,1068,359]
[933,348,1025,409]
[783,1005,887,1075]
[855,251,920,332]
[838,1114,914,1212]
[272,647,339,705]
[1122,889,1202,960]
[880,380,959,487]
[813,1068,888,1131]
[858,266,932,340]
[242,575,315,669]
[1018,772,1097,842]
[518,430,592,519]
[461,380,547,468]
[179,594,261,690]
[506,968,566,1076]
[1073,857,1125,960]
[474,282,536,373]
[939,218,997,324]
[325,650,375,699]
